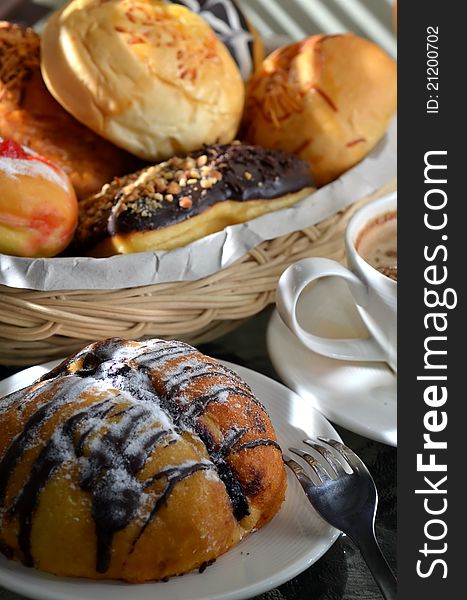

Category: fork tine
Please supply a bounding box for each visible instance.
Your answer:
[303,439,347,476]
[289,447,331,482]
[283,455,315,489]
[317,437,369,475]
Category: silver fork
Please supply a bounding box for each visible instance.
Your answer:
[284,437,397,600]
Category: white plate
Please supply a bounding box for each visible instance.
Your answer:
[267,278,397,447]
[0,359,340,600]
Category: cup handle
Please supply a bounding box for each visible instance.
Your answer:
[276,257,387,363]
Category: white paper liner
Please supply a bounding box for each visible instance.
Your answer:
[0,119,396,291]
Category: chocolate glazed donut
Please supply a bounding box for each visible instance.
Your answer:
[0,338,286,582]
[76,142,315,255]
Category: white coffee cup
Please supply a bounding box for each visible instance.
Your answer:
[276,192,397,371]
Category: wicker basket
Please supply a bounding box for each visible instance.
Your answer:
[0,180,396,366]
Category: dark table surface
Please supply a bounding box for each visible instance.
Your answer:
[0,307,396,600]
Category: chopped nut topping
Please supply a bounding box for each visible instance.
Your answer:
[167,182,181,195]
[77,141,310,248]
[179,196,193,209]
[154,178,167,192]
[75,140,317,255]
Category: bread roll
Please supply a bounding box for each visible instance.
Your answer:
[0,337,286,582]
[0,138,78,258]
[0,21,136,200]
[41,0,245,162]
[243,34,397,186]
[76,142,315,255]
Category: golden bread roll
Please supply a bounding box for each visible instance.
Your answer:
[0,21,136,200]
[243,34,397,186]
[41,0,245,162]
[0,138,78,257]
[76,142,315,255]
[165,0,264,79]
[0,338,287,582]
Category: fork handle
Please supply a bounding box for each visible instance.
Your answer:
[356,533,397,600]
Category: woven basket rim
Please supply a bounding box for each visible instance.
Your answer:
[0,183,389,292]
[0,180,397,366]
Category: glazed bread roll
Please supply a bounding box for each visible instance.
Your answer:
[0,138,78,258]
[0,338,286,582]
[41,0,245,162]
[76,142,315,255]
[243,34,397,186]
[0,21,136,200]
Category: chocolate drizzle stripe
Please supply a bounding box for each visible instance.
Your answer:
[132,462,212,549]
[195,426,250,521]
[76,405,173,573]
[164,372,240,399]
[212,461,249,521]
[10,399,114,566]
[182,387,254,421]
[233,439,282,453]
[166,360,248,385]
[0,377,92,505]
[219,428,248,453]
[75,405,115,456]
[14,438,64,567]
[134,347,195,366]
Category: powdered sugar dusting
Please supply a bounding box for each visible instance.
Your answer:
[203,468,221,483]
[0,338,280,575]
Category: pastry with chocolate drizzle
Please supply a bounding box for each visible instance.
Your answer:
[76,142,315,256]
[0,338,286,582]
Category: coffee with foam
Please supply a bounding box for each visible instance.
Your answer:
[356,211,397,281]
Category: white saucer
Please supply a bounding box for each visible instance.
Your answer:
[267,278,397,446]
[0,359,340,600]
